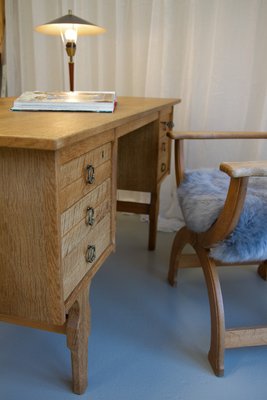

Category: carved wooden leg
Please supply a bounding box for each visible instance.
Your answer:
[168,226,193,286]
[148,191,159,251]
[194,246,225,376]
[257,261,267,281]
[66,284,91,395]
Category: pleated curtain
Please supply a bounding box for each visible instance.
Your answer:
[5,0,267,231]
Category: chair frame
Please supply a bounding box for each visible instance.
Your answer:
[168,131,267,376]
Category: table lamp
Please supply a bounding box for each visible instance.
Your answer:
[35,9,105,91]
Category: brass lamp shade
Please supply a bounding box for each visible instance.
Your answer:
[35,12,106,36]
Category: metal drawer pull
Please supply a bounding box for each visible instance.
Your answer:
[160,121,174,130]
[85,164,95,184]
[86,207,95,226]
[161,163,166,172]
[85,245,96,263]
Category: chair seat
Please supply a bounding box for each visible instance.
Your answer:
[178,168,267,263]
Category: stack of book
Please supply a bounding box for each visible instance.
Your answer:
[12,91,117,112]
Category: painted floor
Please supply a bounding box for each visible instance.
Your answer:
[1,213,267,399]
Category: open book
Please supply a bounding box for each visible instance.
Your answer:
[12,91,117,112]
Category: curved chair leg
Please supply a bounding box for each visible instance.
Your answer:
[257,261,267,281]
[194,245,225,376]
[168,226,194,286]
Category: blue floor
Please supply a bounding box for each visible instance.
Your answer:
[1,214,267,399]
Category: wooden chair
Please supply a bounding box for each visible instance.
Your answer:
[167,131,267,376]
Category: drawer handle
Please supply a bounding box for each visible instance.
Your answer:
[161,142,166,152]
[85,245,96,263]
[161,121,174,130]
[86,164,95,184]
[86,207,95,226]
[161,163,166,172]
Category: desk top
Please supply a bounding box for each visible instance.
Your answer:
[0,96,180,150]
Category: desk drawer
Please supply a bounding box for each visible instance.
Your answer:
[157,135,170,180]
[61,179,111,237]
[59,142,111,212]
[61,197,110,259]
[159,109,174,137]
[159,123,173,136]
[59,142,111,189]
[62,213,111,299]
[59,161,111,212]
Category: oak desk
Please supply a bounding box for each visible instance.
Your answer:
[0,96,180,393]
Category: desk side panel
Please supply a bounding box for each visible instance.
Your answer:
[0,148,64,324]
[117,120,158,192]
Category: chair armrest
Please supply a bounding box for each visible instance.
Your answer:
[220,161,267,178]
[167,131,267,140]
[168,130,267,185]
[199,176,249,248]
[201,161,267,247]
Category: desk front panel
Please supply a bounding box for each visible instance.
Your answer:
[0,132,116,325]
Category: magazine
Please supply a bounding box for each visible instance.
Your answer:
[11,91,117,112]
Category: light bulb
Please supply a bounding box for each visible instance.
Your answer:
[64,28,77,43]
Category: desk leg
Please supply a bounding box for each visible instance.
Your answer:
[148,190,159,251]
[66,283,91,395]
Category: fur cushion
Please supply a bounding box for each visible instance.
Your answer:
[177,168,267,263]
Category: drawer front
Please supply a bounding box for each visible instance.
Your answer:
[62,213,111,300]
[157,135,170,180]
[61,179,111,237]
[61,181,111,258]
[159,109,174,137]
[59,143,112,212]
[60,160,111,212]
[59,142,111,189]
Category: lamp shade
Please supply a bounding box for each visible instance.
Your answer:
[35,10,105,91]
[35,10,106,36]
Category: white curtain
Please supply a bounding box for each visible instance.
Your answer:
[5,0,267,231]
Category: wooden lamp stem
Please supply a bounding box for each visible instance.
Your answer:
[69,61,74,91]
